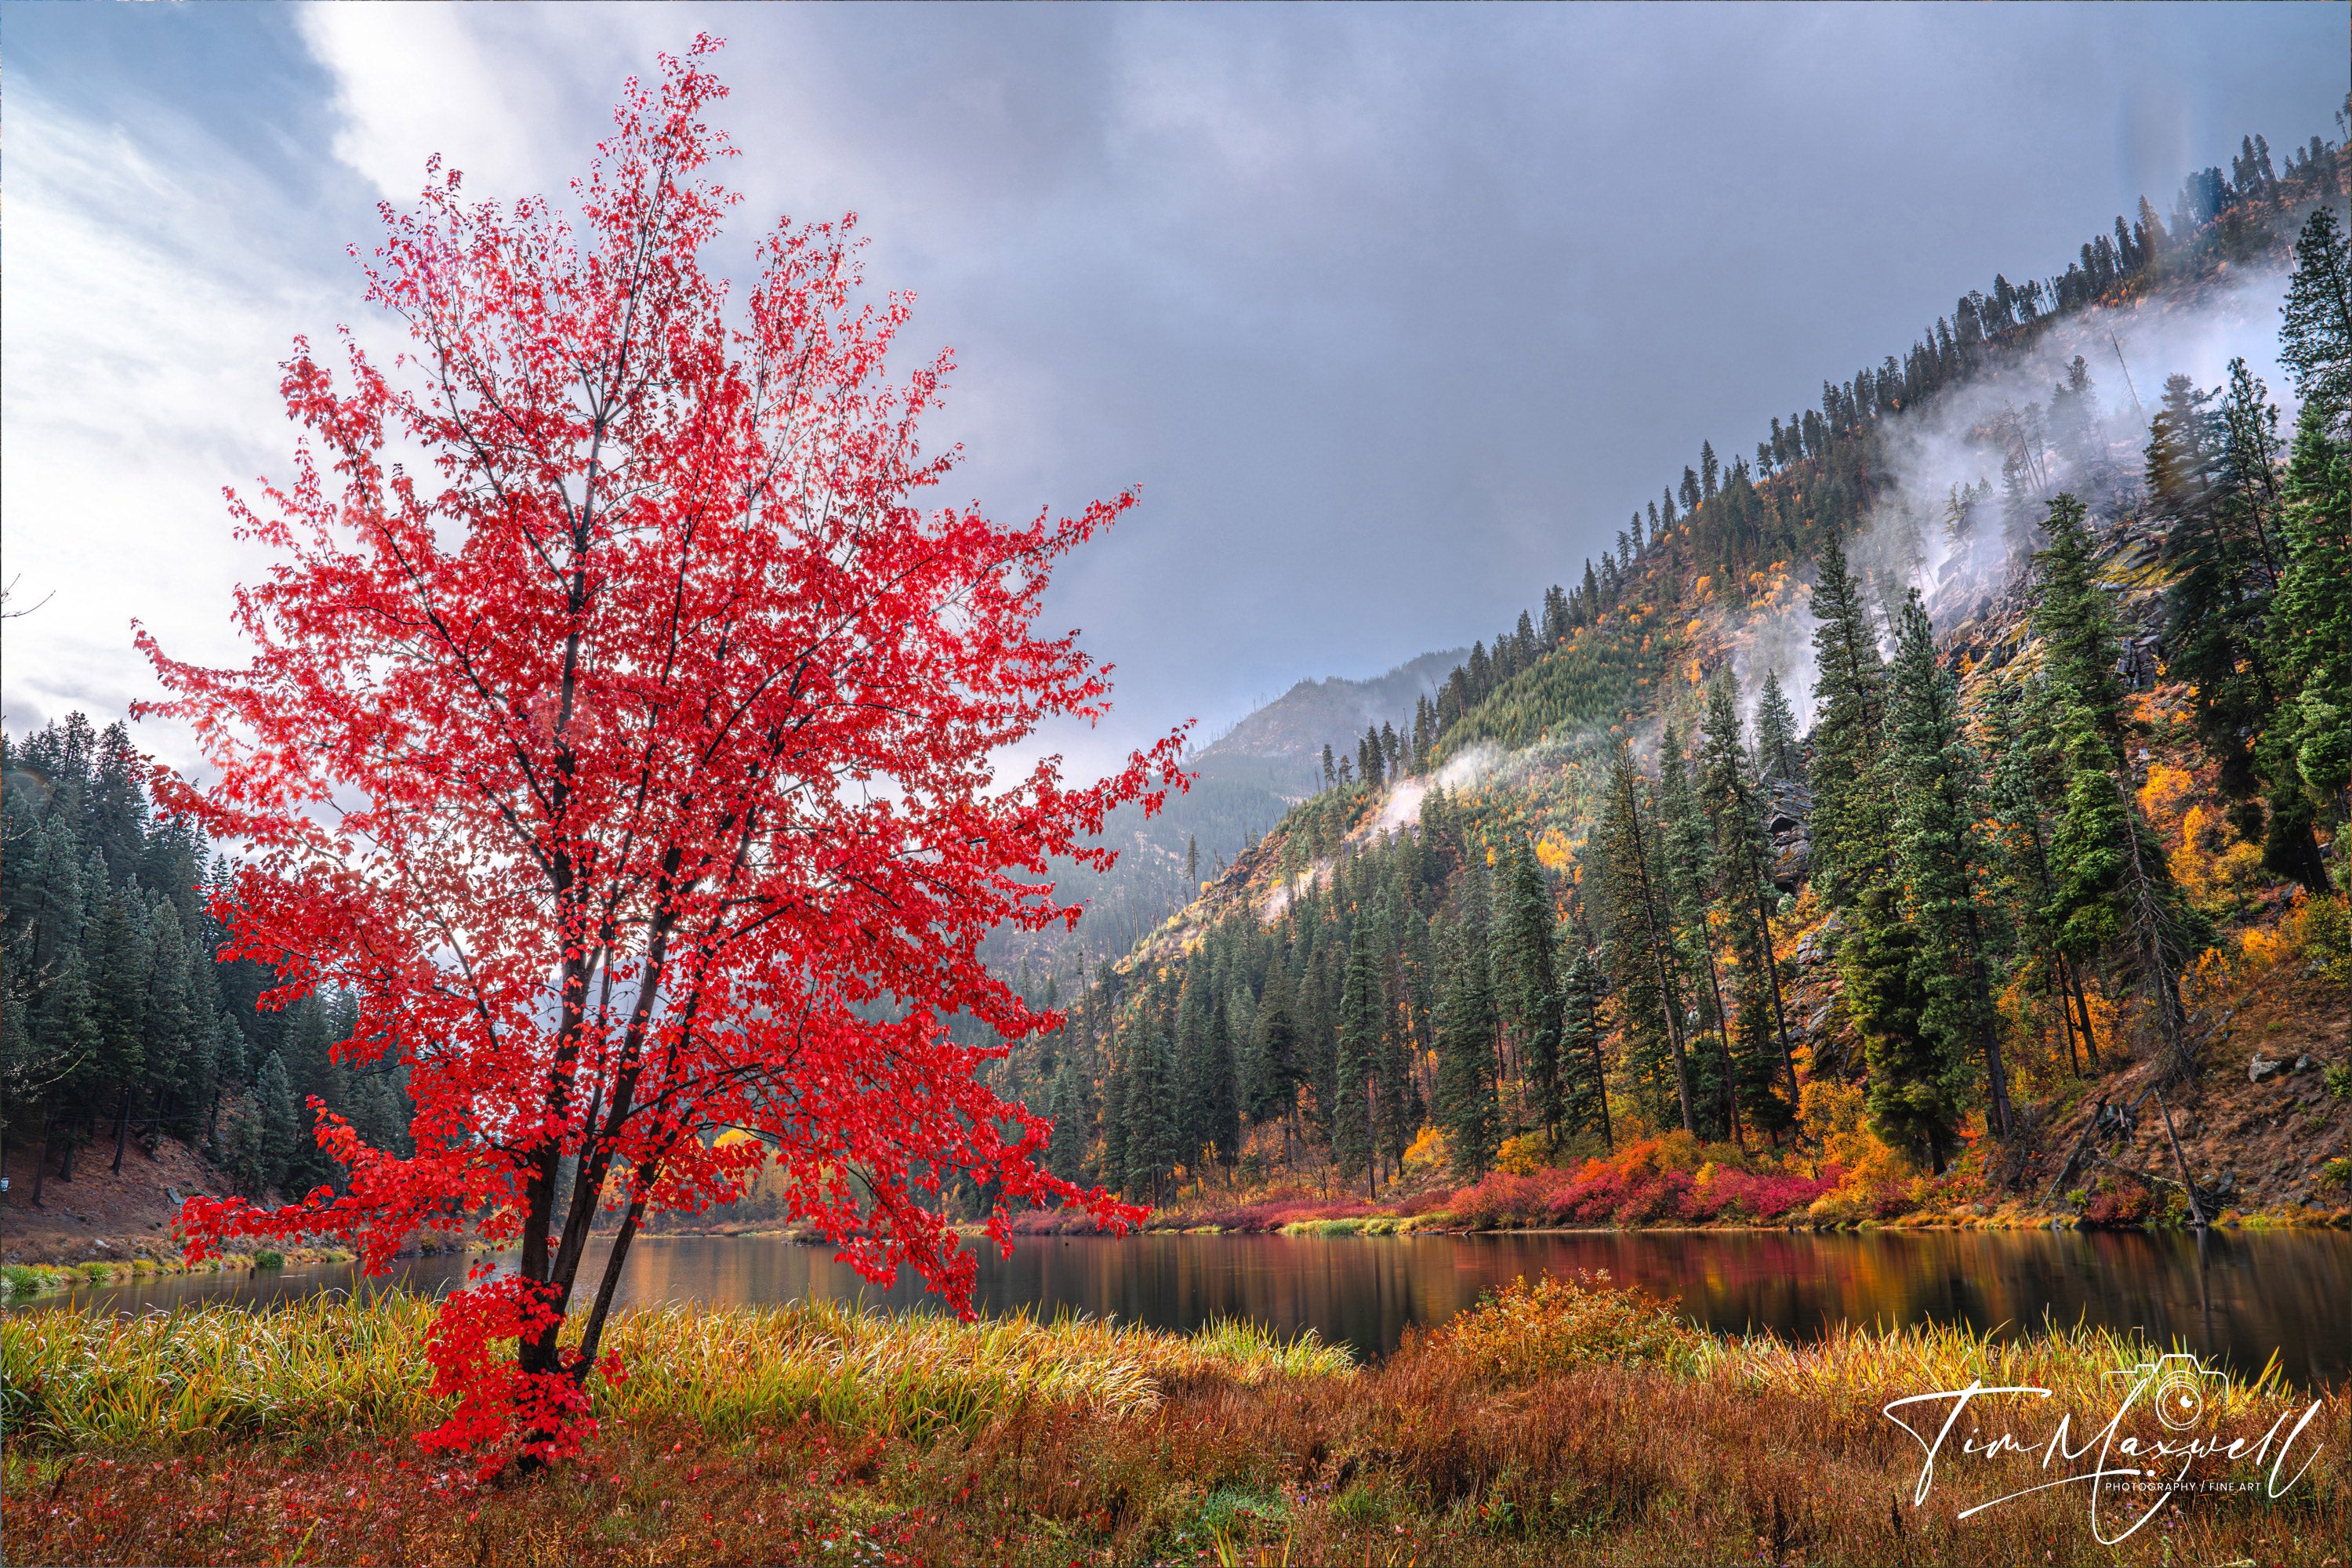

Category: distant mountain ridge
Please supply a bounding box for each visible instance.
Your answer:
[1201,650,1466,766]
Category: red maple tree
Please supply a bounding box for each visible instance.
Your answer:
[137,40,1174,1468]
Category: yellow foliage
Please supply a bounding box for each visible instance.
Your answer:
[1534,830,1574,873]
[1403,1123,1450,1174]
[1494,1131,1554,1175]
[1798,1076,1911,1185]
[2137,764,2196,825]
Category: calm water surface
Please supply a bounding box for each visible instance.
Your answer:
[34,1229,2352,1385]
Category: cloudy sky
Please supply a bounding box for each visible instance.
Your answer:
[4,2,2343,779]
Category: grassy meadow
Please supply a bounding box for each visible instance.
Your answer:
[4,1275,2345,1566]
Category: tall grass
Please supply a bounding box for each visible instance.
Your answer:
[0,1294,1353,1451]
[4,1277,2341,1566]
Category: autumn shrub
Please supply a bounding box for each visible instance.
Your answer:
[2079,1174,2156,1228]
[1424,1272,1705,1379]
[1494,1131,1555,1175]
[1613,1169,1698,1225]
[1697,1166,1841,1223]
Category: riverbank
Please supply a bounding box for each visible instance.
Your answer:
[4,1278,2343,1566]
[0,1245,362,1302]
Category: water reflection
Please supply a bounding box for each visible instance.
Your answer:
[31,1229,2350,1385]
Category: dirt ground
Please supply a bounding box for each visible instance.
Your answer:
[2020,965,2352,1215]
[1,1133,234,1266]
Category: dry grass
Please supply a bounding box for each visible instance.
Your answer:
[1,1294,1349,1450]
[4,1277,2344,1566]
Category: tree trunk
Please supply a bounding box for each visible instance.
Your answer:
[2064,960,2101,1066]
[1620,775,1696,1134]
[30,1109,50,1207]
[2154,1087,2206,1229]
[1753,880,1799,1108]
[1587,992,1614,1153]
[112,1091,132,1175]
[2053,961,2082,1076]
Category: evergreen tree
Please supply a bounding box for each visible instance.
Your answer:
[1047,1063,1085,1185]
[1556,930,1611,1149]
[2032,494,2128,746]
[1883,592,2013,1138]
[1657,717,1737,1140]
[1098,1040,1131,1194]
[1432,916,1499,1174]
[2264,397,2352,823]
[1332,918,1383,1194]
[1495,838,1563,1138]
[1698,677,1798,1127]
[1123,1021,1180,1203]
[1596,746,1694,1133]
[1806,532,1892,909]
[253,1050,301,1197]
[2279,204,2352,432]
[1754,666,1804,782]
[1205,990,1241,1178]
[1984,681,2105,1073]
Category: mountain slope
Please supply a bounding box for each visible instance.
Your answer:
[984,131,2352,1227]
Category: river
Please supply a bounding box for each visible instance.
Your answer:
[27,1228,2352,1385]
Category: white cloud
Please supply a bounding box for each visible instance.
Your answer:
[0,91,343,760]
[292,5,680,205]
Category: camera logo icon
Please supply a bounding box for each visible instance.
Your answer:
[2107,1352,2227,1432]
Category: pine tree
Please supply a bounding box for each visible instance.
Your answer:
[254,1049,302,1197]
[1496,838,1563,1138]
[82,887,149,1173]
[1984,681,2103,1073]
[1698,677,1798,1128]
[1172,971,1214,1176]
[1754,666,1804,782]
[1098,1040,1131,1194]
[1806,531,1892,909]
[1123,1021,1180,1204]
[2279,204,2352,432]
[1657,717,1737,1140]
[1332,918,1382,1195]
[1432,916,1499,1174]
[2264,397,2352,819]
[1596,745,1694,1134]
[1883,592,2013,1138]
[1556,930,1610,1149]
[1842,877,1958,1172]
[1047,1063,1085,1185]
[2032,494,2128,746]
[1205,990,1240,1178]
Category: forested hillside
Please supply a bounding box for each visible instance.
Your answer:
[974,125,2352,1220]
[1,717,415,1207]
